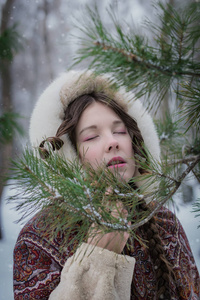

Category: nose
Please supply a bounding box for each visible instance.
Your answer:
[106,138,119,152]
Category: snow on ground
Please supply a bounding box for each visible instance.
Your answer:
[0,185,200,300]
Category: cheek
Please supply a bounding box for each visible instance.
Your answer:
[126,142,136,170]
[79,145,101,168]
[127,139,135,158]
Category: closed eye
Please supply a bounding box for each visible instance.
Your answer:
[84,136,98,141]
[114,131,126,134]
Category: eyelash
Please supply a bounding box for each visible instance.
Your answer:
[84,136,98,141]
[84,131,126,141]
[114,131,126,134]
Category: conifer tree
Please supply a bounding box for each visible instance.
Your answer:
[8,1,200,248]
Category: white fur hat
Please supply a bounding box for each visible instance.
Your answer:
[29,70,160,163]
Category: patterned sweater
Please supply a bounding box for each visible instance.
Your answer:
[13,207,200,299]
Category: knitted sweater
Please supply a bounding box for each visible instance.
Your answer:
[13,206,200,299]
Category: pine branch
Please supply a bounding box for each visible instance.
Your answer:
[0,112,24,144]
[94,41,200,78]
[8,149,143,232]
[165,155,200,184]
[178,82,200,132]
[130,154,200,229]
[0,24,23,62]
[7,147,200,240]
[167,155,200,166]
[73,1,200,117]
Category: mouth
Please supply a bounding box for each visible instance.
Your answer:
[106,156,126,168]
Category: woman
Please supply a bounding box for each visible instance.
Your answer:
[13,70,200,299]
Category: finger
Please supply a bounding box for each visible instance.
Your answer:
[105,186,113,196]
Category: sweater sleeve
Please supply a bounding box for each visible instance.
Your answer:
[49,243,135,300]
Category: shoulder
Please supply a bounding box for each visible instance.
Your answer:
[153,206,192,250]
[15,209,78,266]
[153,205,184,236]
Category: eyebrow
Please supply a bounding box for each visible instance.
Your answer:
[79,125,97,136]
[78,120,124,136]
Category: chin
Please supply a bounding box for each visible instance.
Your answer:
[109,168,134,183]
[115,172,132,183]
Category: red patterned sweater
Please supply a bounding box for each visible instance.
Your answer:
[13,207,200,299]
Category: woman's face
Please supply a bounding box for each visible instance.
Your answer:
[76,101,137,182]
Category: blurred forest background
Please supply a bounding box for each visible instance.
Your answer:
[0,0,199,299]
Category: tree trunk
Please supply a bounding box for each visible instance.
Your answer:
[42,0,54,80]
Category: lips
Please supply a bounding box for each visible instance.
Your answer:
[106,156,126,167]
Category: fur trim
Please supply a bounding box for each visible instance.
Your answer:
[29,70,160,164]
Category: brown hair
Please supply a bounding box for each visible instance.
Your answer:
[39,92,174,298]
[136,202,175,299]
